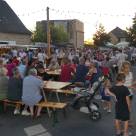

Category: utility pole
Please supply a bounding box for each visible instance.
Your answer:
[47,7,51,57]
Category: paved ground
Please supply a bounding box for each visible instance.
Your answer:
[0,104,117,136]
[0,94,136,136]
[0,66,136,136]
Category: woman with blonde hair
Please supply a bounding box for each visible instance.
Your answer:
[120,61,133,99]
[120,61,134,130]
[101,79,112,113]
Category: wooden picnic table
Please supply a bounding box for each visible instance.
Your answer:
[44,81,71,90]
[45,89,76,95]
[46,70,61,76]
[43,81,72,101]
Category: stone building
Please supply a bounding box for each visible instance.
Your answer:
[36,19,84,49]
[108,27,128,45]
[0,0,31,45]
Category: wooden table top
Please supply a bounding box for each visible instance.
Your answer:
[45,69,61,75]
[46,70,61,75]
[44,81,71,90]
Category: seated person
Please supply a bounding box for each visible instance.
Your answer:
[8,68,23,115]
[72,57,89,84]
[25,59,36,76]
[60,57,74,82]
[36,64,51,81]
[89,62,102,86]
[48,59,60,70]
[71,58,78,73]
[22,68,44,117]
[0,67,8,100]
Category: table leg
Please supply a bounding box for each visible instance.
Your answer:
[42,89,51,117]
[52,108,58,126]
[56,92,60,102]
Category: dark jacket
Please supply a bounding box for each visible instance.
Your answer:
[8,77,23,101]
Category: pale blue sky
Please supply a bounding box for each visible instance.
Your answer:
[5,0,136,39]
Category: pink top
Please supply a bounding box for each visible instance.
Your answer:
[6,63,16,77]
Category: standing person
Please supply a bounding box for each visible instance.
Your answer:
[6,59,16,77]
[120,61,133,99]
[12,48,17,57]
[22,68,44,117]
[17,59,27,79]
[19,49,26,59]
[37,49,47,65]
[110,73,131,136]
[116,50,128,70]
[100,79,112,113]
[120,61,134,129]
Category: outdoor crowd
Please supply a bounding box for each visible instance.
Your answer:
[0,46,136,136]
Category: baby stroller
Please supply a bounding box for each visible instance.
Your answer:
[71,76,105,121]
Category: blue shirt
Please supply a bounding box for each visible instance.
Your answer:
[18,64,26,78]
[22,75,43,106]
[74,64,89,83]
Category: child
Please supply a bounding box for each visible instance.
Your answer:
[110,73,131,136]
[101,79,112,113]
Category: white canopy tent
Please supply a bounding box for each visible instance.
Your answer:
[105,42,115,48]
[115,41,129,48]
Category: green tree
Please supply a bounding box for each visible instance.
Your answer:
[51,25,68,44]
[31,25,46,42]
[31,24,68,44]
[127,16,136,47]
[93,24,111,47]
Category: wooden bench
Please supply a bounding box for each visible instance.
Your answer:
[36,101,67,109]
[1,99,67,120]
[1,99,67,111]
[36,101,67,125]
[1,99,67,125]
[0,99,23,112]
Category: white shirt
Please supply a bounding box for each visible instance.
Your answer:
[116,52,128,67]
[124,72,133,95]
[37,53,46,63]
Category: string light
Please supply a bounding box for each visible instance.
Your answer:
[50,8,135,18]
[15,7,135,18]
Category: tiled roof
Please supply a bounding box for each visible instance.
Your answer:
[0,0,31,35]
[109,27,128,38]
